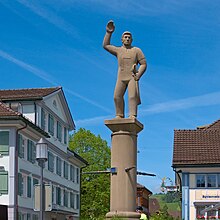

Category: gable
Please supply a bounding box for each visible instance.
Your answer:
[43,89,75,130]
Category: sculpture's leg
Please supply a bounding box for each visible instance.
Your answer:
[128,79,137,118]
[114,80,127,118]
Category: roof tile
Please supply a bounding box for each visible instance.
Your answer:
[0,87,61,101]
[173,126,220,166]
[0,102,21,116]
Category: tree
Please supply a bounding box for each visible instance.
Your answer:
[150,205,177,220]
[69,128,111,219]
[162,191,180,203]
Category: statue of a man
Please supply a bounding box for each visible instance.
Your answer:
[103,20,147,119]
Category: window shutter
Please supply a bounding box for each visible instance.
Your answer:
[27,140,32,162]
[27,176,32,198]
[18,173,22,196]
[48,114,54,136]
[32,142,36,164]
[0,171,8,194]
[18,134,24,158]
[41,108,45,130]
[64,127,67,144]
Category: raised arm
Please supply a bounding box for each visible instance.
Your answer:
[103,20,117,56]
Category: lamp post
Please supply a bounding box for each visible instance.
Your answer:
[36,138,48,220]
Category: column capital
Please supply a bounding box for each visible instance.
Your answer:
[104,118,143,133]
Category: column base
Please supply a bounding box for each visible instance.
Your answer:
[106,211,140,219]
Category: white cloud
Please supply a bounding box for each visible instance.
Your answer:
[46,0,193,17]
[0,49,112,113]
[16,0,79,38]
[76,91,220,127]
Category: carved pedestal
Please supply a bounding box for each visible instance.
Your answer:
[105,118,143,219]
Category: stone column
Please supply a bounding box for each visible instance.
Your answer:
[105,118,143,220]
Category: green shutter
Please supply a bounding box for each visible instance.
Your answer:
[0,131,9,155]
[27,140,32,162]
[0,171,8,194]
[32,142,36,164]
[33,178,38,186]
[18,134,24,158]
[27,176,31,198]
[18,173,23,196]
[41,108,45,130]
[18,173,21,196]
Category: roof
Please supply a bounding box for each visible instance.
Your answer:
[0,87,61,101]
[0,86,75,130]
[137,183,152,195]
[0,102,49,137]
[0,101,21,116]
[173,120,220,167]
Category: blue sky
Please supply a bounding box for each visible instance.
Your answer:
[1,0,220,193]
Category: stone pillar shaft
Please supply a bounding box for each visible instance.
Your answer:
[105,118,143,219]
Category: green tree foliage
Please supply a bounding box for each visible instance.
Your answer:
[162,191,180,203]
[150,205,178,220]
[69,128,111,219]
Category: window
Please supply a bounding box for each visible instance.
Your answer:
[32,214,39,220]
[41,108,46,130]
[64,190,68,207]
[27,140,36,163]
[218,174,220,187]
[0,131,9,155]
[64,161,69,179]
[18,173,24,196]
[53,100,57,108]
[0,170,8,195]
[56,187,61,205]
[48,114,54,136]
[18,213,25,220]
[64,127,67,144]
[207,174,217,187]
[48,152,54,172]
[56,157,62,176]
[70,165,75,182]
[70,192,75,209]
[196,174,220,188]
[27,213,31,220]
[18,134,24,158]
[196,175,205,188]
[57,121,62,142]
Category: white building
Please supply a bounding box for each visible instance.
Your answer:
[0,87,88,220]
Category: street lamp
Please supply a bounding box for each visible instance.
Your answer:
[36,138,48,220]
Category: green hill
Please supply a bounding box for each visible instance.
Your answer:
[150,193,181,219]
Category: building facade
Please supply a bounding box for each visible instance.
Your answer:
[136,183,152,217]
[172,119,220,220]
[0,87,88,220]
